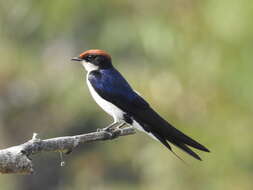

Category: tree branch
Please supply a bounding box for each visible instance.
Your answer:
[0,127,136,174]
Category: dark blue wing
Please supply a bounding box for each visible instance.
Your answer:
[88,69,149,112]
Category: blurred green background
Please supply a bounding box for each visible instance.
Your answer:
[0,0,253,189]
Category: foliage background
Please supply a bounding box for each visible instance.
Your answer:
[0,0,253,189]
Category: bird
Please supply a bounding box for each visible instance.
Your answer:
[71,49,209,160]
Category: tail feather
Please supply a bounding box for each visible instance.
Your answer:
[152,132,187,162]
[161,125,210,160]
[153,130,203,161]
[169,128,210,152]
[170,140,202,161]
[147,123,209,160]
[132,109,210,160]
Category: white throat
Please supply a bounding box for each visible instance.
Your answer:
[82,61,99,72]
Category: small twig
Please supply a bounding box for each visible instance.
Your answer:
[0,127,135,174]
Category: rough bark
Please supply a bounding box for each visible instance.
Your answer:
[0,127,135,174]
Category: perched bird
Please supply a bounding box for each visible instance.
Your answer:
[71,49,209,160]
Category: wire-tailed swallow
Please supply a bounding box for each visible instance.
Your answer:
[71,49,210,160]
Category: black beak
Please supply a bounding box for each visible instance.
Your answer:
[71,57,83,62]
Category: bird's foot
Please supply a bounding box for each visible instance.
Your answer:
[99,122,119,132]
[97,127,114,133]
[105,130,121,139]
[115,122,126,129]
[101,122,126,139]
[96,122,126,139]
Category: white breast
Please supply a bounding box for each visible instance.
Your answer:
[86,75,125,122]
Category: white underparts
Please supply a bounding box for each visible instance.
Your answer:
[86,74,125,122]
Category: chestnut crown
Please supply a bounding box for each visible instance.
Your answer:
[72,49,112,69]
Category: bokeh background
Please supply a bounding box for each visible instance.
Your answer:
[0,0,253,189]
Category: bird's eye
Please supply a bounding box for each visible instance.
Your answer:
[86,55,96,61]
[87,55,92,59]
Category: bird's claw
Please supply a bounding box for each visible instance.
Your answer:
[97,122,125,139]
[103,122,126,132]
[100,125,117,132]
[104,129,122,139]
[96,127,114,133]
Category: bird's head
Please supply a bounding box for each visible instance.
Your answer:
[71,49,112,72]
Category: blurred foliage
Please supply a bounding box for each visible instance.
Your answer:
[0,0,253,189]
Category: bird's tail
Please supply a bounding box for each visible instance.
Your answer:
[153,123,210,160]
[134,117,210,161]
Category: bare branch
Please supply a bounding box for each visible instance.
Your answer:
[0,127,135,174]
